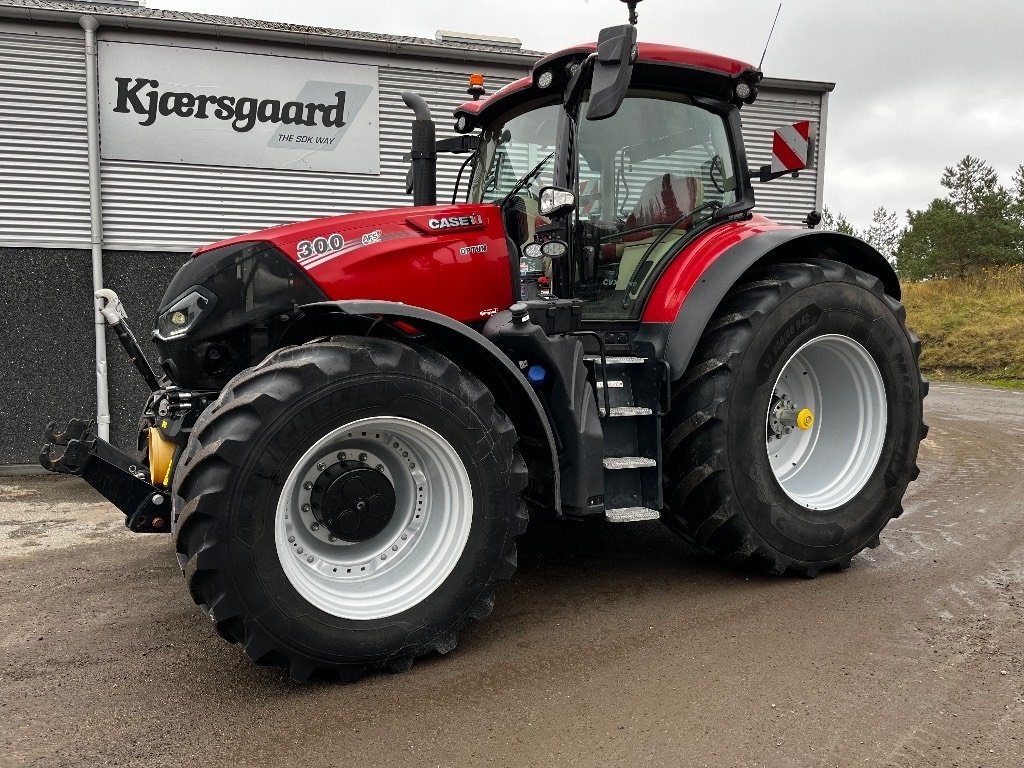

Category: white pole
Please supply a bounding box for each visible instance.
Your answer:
[80,14,111,441]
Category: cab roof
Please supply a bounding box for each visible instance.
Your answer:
[455,41,760,127]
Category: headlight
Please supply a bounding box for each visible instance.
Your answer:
[541,240,568,258]
[155,288,215,340]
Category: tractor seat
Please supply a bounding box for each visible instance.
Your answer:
[624,172,703,238]
[607,173,704,293]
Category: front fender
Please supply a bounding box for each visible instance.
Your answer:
[639,223,900,380]
[283,300,561,513]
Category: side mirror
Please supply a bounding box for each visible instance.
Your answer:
[585,24,637,121]
[539,186,577,217]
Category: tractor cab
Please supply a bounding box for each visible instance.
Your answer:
[454,36,762,320]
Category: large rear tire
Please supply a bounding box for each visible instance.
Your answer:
[172,337,527,681]
[662,260,927,576]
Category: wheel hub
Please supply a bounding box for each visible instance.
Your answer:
[311,461,396,542]
[768,394,815,440]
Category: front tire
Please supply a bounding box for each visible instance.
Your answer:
[172,337,527,680]
[662,260,927,576]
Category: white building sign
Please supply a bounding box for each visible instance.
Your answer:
[98,42,380,174]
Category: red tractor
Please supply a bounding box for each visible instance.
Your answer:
[41,2,926,681]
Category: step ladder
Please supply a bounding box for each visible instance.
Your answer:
[585,355,663,523]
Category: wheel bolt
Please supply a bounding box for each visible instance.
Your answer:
[303,481,313,490]
[400,534,407,541]
[307,556,314,563]
[301,503,311,513]
[376,464,385,472]
[380,553,387,560]
[359,453,367,462]
[393,442,399,449]
[328,534,336,542]
[311,523,319,531]
[288,536,295,543]
[391,544,398,552]
[338,452,346,460]
[317,462,326,471]
[297,547,304,554]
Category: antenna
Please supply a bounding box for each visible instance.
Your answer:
[758,3,782,70]
[620,0,642,25]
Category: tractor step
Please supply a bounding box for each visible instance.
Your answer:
[584,355,648,365]
[605,507,661,523]
[603,456,657,470]
[601,406,653,417]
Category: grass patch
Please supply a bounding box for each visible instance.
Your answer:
[902,265,1024,386]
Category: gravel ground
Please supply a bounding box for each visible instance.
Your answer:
[1,381,1022,767]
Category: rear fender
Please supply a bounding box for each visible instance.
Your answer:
[282,300,560,513]
[638,227,900,380]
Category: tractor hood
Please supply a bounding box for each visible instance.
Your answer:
[154,203,513,389]
[192,202,513,323]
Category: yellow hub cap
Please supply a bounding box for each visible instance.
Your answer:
[796,408,814,430]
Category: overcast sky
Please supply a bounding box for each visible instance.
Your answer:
[152,0,1024,231]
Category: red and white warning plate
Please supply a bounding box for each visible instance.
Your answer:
[771,120,817,175]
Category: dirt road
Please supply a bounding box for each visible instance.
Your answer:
[1,382,1022,767]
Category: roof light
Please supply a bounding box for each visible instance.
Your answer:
[735,82,752,101]
[467,73,486,100]
[537,70,554,89]
[455,115,469,133]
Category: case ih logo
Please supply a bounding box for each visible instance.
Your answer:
[427,214,484,230]
[112,77,347,134]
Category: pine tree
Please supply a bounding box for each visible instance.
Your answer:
[897,156,1022,280]
[820,205,858,236]
[863,206,904,266]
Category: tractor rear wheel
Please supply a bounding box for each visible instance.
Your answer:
[662,260,927,576]
[171,337,527,681]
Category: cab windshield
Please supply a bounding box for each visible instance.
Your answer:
[469,102,560,205]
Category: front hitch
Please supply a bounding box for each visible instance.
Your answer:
[40,418,171,533]
[40,289,172,533]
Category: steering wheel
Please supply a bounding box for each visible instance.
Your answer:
[706,154,726,194]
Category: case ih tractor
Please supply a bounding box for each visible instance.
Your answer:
[41,1,926,681]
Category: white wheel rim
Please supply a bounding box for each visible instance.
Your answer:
[275,416,473,620]
[765,334,887,510]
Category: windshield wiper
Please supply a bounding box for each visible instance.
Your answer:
[620,200,721,308]
[499,151,555,208]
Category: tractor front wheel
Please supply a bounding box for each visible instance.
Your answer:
[662,260,927,576]
[172,337,527,681]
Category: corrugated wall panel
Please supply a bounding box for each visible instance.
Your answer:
[741,91,823,226]
[0,31,90,246]
[100,62,519,251]
[0,26,824,252]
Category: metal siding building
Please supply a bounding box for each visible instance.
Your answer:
[0,0,833,466]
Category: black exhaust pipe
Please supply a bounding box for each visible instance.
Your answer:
[401,91,437,207]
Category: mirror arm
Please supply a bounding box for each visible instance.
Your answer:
[754,165,800,183]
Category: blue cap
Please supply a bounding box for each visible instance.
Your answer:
[527,365,546,387]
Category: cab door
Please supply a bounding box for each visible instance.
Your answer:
[568,92,741,322]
